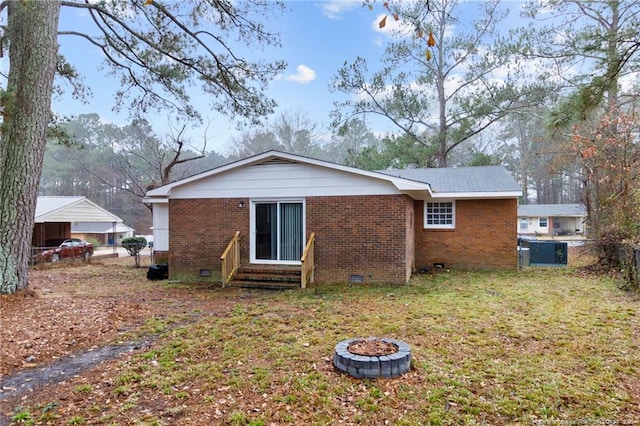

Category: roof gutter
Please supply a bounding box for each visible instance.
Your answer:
[430,191,522,199]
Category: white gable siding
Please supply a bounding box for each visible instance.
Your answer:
[168,162,402,199]
[36,199,120,223]
[153,203,169,251]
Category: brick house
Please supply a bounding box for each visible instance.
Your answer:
[143,151,521,285]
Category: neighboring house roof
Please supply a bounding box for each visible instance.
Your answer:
[517,203,587,217]
[378,166,522,198]
[144,151,522,202]
[35,196,123,223]
[71,222,134,234]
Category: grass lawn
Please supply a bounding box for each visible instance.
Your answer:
[7,265,640,425]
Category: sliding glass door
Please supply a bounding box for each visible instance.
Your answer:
[252,200,304,263]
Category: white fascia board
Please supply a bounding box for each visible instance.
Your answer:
[402,190,433,201]
[526,214,587,218]
[431,191,522,199]
[386,177,432,192]
[143,197,169,204]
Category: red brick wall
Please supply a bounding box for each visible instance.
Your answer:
[167,196,517,282]
[414,198,518,270]
[153,251,169,264]
[168,198,250,280]
[306,195,414,284]
[167,195,414,284]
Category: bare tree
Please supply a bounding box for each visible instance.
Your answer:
[0,0,285,293]
[229,110,325,159]
[331,0,527,167]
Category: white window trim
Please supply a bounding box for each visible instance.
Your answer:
[539,217,548,228]
[519,217,528,231]
[424,200,456,229]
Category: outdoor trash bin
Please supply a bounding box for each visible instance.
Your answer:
[147,264,169,280]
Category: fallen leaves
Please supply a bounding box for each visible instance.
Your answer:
[0,258,211,379]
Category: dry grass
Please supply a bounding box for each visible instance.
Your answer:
[2,254,639,425]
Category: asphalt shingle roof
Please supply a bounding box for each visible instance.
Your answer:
[518,204,587,217]
[377,165,521,193]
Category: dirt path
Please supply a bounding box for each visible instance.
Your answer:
[0,258,244,424]
[0,341,154,426]
[1,342,150,401]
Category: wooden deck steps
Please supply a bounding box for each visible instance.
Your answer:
[228,264,302,289]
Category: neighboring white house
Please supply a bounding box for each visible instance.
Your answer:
[71,221,135,245]
[517,204,587,237]
[33,196,127,247]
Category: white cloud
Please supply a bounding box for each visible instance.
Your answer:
[321,1,360,20]
[285,64,317,84]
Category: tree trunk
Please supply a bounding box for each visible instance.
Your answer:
[435,5,448,168]
[0,1,61,293]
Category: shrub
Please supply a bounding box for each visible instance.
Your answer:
[121,237,147,257]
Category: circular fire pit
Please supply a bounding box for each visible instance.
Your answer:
[333,337,411,379]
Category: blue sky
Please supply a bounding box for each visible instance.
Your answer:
[43,1,527,154]
[51,1,399,154]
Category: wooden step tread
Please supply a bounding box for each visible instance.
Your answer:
[230,264,302,289]
[227,280,300,290]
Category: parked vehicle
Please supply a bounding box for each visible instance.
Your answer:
[34,238,94,263]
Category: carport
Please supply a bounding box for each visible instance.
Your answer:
[33,196,123,248]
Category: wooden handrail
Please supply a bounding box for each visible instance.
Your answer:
[220,231,240,286]
[300,232,315,289]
